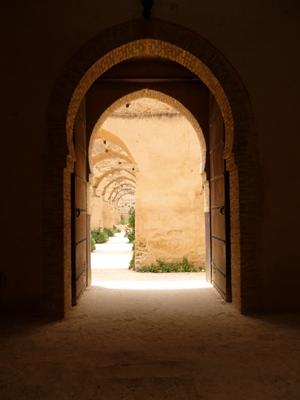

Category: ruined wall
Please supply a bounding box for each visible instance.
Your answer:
[103,112,206,267]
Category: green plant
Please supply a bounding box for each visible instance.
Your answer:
[125,207,135,243]
[129,252,135,269]
[91,236,96,252]
[125,228,135,243]
[134,257,204,273]
[128,241,135,269]
[91,228,109,244]
[103,227,115,237]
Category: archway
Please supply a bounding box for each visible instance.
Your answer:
[89,91,207,275]
[44,20,260,315]
[104,179,136,198]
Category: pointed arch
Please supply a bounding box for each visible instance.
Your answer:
[90,90,206,176]
[93,168,136,189]
[110,184,136,202]
[90,128,135,171]
[92,150,133,166]
[44,20,260,315]
[115,190,136,207]
[102,176,136,197]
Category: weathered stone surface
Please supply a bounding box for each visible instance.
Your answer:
[103,104,206,267]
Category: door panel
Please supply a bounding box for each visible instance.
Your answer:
[86,214,91,287]
[210,144,225,177]
[210,176,225,205]
[209,109,224,149]
[71,98,90,306]
[211,237,226,296]
[211,207,226,239]
[209,95,231,301]
[75,145,86,178]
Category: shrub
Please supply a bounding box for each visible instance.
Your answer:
[125,228,135,243]
[129,253,135,269]
[134,257,204,273]
[103,228,115,237]
[91,236,96,252]
[91,228,109,244]
[125,207,135,243]
[128,241,135,269]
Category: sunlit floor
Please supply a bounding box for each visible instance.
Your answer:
[91,233,213,290]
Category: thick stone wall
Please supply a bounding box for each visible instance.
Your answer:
[1,2,299,314]
[103,112,206,267]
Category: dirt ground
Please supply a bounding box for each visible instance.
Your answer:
[1,234,300,399]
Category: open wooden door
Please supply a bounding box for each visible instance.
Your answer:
[209,95,231,301]
[71,98,90,306]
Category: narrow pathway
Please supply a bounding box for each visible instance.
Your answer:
[92,232,133,271]
[91,232,211,289]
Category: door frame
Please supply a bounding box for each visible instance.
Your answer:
[43,20,261,315]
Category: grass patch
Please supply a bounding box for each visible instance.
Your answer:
[133,257,204,273]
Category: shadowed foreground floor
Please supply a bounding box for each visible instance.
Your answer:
[1,236,299,399]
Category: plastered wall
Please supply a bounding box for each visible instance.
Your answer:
[103,113,206,267]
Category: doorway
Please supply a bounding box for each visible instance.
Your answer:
[43,20,261,315]
[73,82,232,304]
[87,93,211,294]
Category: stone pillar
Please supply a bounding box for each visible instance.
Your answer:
[90,189,102,231]
[102,200,110,228]
[109,201,115,229]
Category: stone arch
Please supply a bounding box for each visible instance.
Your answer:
[92,150,133,166]
[106,184,136,201]
[66,39,234,164]
[90,129,135,172]
[44,20,260,315]
[90,90,207,178]
[110,184,136,202]
[116,190,136,207]
[103,177,136,197]
[94,168,136,190]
